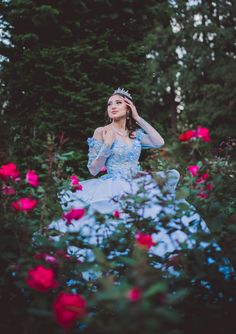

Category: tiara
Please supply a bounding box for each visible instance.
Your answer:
[113,87,132,100]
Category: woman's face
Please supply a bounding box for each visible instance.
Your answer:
[107,94,129,120]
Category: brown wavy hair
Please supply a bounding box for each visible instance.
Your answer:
[105,93,138,138]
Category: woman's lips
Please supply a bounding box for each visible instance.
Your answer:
[111,110,118,113]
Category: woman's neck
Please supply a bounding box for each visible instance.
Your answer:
[112,119,126,130]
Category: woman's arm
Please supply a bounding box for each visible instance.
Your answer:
[122,97,164,148]
[87,128,112,176]
[135,117,165,148]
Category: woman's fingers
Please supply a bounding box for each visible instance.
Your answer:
[122,96,133,106]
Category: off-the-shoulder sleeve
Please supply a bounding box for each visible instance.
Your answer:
[87,137,112,176]
[136,128,163,149]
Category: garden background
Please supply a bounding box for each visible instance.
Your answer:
[0,1,236,333]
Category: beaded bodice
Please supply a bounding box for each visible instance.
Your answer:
[87,129,145,180]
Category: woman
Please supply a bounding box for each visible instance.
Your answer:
[87,87,165,178]
[51,88,210,260]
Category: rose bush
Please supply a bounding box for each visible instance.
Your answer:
[0,129,236,334]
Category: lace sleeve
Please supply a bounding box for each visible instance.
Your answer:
[87,137,112,176]
[136,128,163,149]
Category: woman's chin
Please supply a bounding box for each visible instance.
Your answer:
[110,114,125,121]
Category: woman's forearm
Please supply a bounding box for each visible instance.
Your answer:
[136,117,165,146]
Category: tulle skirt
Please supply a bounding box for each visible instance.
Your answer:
[50,170,210,257]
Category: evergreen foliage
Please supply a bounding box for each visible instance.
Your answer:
[0,0,159,164]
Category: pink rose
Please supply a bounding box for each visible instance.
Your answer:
[2,185,15,195]
[113,210,120,219]
[34,253,59,265]
[0,162,20,181]
[11,197,38,212]
[197,126,211,142]
[187,165,200,177]
[100,166,107,172]
[53,292,87,330]
[135,231,156,250]
[26,170,39,187]
[70,175,83,191]
[127,287,142,302]
[26,265,58,292]
[63,208,85,225]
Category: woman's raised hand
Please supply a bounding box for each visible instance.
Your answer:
[102,127,116,147]
[122,97,140,122]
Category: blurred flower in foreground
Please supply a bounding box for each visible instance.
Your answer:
[63,208,86,225]
[0,162,20,181]
[100,165,107,172]
[179,126,210,142]
[53,292,87,330]
[135,231,156,250]
[26,170,39,188]
[26,265,58,292]
[70,175,83,191]
[11,197,38,211]
[113,210,120,219]
[179,130,197,142]
[127,287,142,302]
[197,126,210,142]
[187,165,200,177]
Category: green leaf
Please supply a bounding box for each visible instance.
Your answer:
[143,282,168,297]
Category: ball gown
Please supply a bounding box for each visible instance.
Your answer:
[50,128,217,262]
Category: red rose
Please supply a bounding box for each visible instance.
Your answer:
[127,287,142,302]
[187,165,200,177]
[26,170,39,187]
[196,126,211,142]
[11,197,38,211]
[113,210,120,219]
[135,231,156,250]
[53,292,87,329]
[26,265,58,292]
[0,162,20,181]
[100,166,107,172]
[63,208,85,225]
[179,130,197,142]
[70,175,83,191]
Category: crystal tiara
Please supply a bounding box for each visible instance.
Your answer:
[113,87,132,100]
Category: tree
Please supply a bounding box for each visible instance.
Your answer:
[0,0,160,168]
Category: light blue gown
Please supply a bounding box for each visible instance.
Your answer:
[51,129,211,259]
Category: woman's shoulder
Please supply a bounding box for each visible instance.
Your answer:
[93,127,104,140]
[93,125,114,139]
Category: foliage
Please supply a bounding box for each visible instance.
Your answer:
[0,129,236,333]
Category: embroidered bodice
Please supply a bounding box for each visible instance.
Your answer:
[87,129,161,180]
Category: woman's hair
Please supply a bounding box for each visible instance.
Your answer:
[105,92,137,138]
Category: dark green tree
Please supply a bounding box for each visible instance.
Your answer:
[174,0,236,140]
[0,0,160,170]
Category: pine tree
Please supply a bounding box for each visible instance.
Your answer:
[174,0,236,140]
[0,0,160,167]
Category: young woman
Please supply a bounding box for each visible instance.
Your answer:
[87,87,165,178]
[50,88,231,278]
[50,88,209,256]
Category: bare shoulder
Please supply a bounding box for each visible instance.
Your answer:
[93,127,104,140]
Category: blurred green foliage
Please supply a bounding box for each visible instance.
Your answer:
[0,0,236,333]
